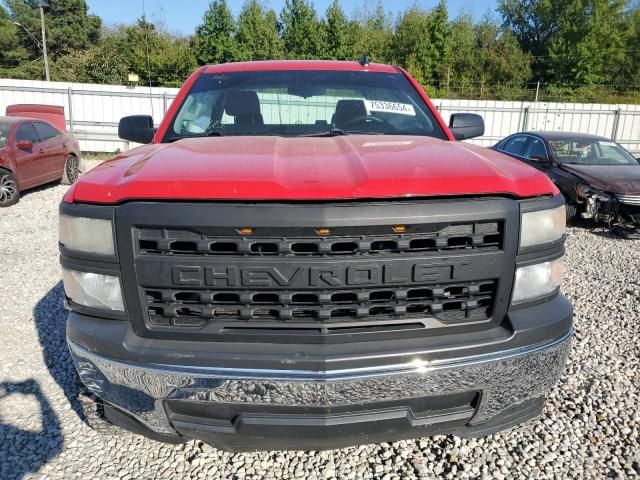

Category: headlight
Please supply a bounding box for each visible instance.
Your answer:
[62,268,124,311]
[575,184,611,202]
[59,215,115,256]
[575,183,590,199]
[520,205,565,249]
[512,257,564,304]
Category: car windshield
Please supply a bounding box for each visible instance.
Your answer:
[0,120,11,147]
[165,70,447,141]
[550,138,638,166]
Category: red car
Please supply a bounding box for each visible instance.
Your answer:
[0,105,82,207]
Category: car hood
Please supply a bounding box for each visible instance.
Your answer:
[69,135,557,203]
[559,164,640,194]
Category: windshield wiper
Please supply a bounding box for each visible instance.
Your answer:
[300,126,346,137]
[300,126,386,137]
[165,131,224,142]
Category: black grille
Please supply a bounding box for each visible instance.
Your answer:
[123,200,515,343]
[143,280,497,330]
[136,221,503,257]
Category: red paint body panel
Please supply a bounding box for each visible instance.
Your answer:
[70,135,558,204]
[204,60,399,74]
[6,104,67,131]
[68,61,558,204]
[0,115,80,191]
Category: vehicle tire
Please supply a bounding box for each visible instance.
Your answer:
[62,154,81,185]
[0,169,19,207]
[565,203,577,223]
[76,379,122,436]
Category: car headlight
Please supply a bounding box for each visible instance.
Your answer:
[520,205,565,249]
[575,184,611,202]
[59,214,115,256]
[62,268,124,311]
[575,183,591,199]
[512,257,564,304]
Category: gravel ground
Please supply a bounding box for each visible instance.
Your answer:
[0,182,638,480]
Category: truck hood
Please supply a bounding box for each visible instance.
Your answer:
[559,164,640,194]
[69,135,557,203]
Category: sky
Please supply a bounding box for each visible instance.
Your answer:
[86,0,499,36]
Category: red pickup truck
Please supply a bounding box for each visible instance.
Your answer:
[60,61,572,451]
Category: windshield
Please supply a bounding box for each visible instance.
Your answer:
[165,70,447,141]
[0,120,11,147]
[550,138,638,166]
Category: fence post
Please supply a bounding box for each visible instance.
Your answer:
[611,108,622,140]
[522,106,530,131]
[67,87,74,132]
[163,92,168,114]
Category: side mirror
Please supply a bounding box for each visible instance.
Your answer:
[449,113,485,140]
[530,154,548,163]
[16,140,33,150]
[118,115,155,144]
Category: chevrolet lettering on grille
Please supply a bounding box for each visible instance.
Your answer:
[169,259,474,289]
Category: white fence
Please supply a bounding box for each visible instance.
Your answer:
[0,78,638,154]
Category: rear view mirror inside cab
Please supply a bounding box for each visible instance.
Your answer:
[287,85,327,98]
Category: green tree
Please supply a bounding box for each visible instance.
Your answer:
[45,0,101,58]
[444,14,476,96]
[53,43,126,84]
[352,2,393,63]
[322,0,352,59]
[54,20,197,87]
[615,5,640,85]
[236,0,283,60]
[392,2,450,85]
[499,0,628,85]
[120,18,198,87]
[6,0,100,60]
[473,16,532,96]
[546,0,627,85]
[0,5,30,75]
[193,0,239,64]
[498,0,558,58]
[280,0,323,58]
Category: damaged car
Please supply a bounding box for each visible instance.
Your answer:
[493,132,640,237]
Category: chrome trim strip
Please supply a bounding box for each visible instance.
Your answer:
[615,194,640,206]
[68,329,572,382]
[69,331,573,435]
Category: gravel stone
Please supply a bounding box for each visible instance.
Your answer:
[0,183,638,479]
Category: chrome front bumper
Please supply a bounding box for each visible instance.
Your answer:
[69,330,572,439]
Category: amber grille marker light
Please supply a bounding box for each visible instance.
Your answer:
[393,225,407,233]
[316,228,331,235]
[237,228,254,235]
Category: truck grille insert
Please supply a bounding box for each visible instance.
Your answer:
[136,221,503,256]
[125,202,512,343]
[143,280,497,330]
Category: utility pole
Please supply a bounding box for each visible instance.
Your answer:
[39,2,50,81]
